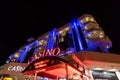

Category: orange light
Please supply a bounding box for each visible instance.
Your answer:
[34,60,49,66]
[35,64,47,69]
[36,69,46,73]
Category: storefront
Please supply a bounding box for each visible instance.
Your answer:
[60,51,120,80]
[1,51,120,80]
[22,56,84,80]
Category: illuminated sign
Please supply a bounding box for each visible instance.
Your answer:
[91,70,119,80]
[28,47,60,64]
[34,60,49,69]
[8,66,26,72]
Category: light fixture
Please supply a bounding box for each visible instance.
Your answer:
[14,53,19,58]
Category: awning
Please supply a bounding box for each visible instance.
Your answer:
[22,56,82,79]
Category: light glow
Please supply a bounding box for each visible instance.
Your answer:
[73,22,83,50]
[28,47,61,64]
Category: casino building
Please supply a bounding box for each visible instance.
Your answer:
[0,14,120,80]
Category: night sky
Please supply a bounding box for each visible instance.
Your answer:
[0,0,120,65]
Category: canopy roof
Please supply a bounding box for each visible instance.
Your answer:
[22,56,82,79]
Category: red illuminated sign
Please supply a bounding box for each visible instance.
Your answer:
[35,64,47,69]
[34,60,49,69]
[34,60,49,66]
[28,47,60,64]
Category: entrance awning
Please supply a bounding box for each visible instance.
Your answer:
[22,56,82,79]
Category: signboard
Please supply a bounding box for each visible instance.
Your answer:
[28,47,60,64]
[0,62,28,75]
[34,60,49,69]
[91,70,119,80]
[8,66,26,72]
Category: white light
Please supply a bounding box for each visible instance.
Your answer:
[6,61,9,63]
[94,68,104,70]
[84,26,88,30]
[103,71,107,74]
[80,20,83,23]
[90,18,94,21]
[59,30,63,34]
[39,40,46,45]
[39,41,42,45]
[64,27,69,31]
[88,34,91,37]
[108,69,117,71]
[100,32,103,35]
[99,35,104,38]
[14,53,19,58]
[85,17,89,21]
[106,46,109,48]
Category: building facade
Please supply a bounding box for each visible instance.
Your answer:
[6,14,112,64]
[2,14,119,80]
[61,51,120,80]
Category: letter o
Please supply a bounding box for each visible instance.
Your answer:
[52,47,60,56]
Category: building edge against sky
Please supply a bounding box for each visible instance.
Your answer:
[1,14,120,80]
[6,14,112,64]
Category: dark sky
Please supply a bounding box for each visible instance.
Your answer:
[0,0,120,65]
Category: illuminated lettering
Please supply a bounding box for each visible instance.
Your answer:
[42,49,46,57]
[52,47,60,56]
[46,49,52,56]
[8,66,12,71]
[37,52,42,58]
[8,66,26,72]
[28,47,61,64]
[11,66,16,71]
[34,60,49,66]
[34,60,49,69]
[35,64,47,69]
[34,54,38,59]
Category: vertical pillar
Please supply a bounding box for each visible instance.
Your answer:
[34,72,38,80]
[65,64,68,80]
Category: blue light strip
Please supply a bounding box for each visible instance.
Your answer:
[17,46,29,62]
[77,21,88,49]
[73,22,83,51]
[21,46,29,62]
[70,25,77,52]
[33,40,39,55]
[47,30,55,50]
